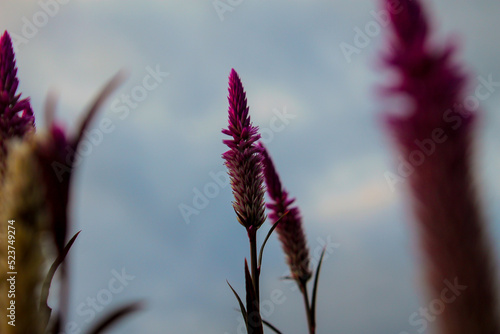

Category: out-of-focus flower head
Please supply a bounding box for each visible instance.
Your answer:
[380,1,499,333]
[35,73,123,256]
[0,31,35,180]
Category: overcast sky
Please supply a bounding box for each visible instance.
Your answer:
[2,1,500,333]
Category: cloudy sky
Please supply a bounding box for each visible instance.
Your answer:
[2,0,500,333]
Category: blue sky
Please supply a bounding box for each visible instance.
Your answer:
[2,0,500,333]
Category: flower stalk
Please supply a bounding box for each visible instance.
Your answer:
[222,69,266,333]
[260,144,320,334]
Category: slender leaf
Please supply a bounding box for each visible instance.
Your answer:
[258,211,289,269]
[310,246,326,325]
[86,301,142,334]
[262,320,283,334]
[75,71,126,145]
[40,230,81,329]
[227,280,248,331]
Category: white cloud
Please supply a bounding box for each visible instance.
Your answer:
[310,154,395,221]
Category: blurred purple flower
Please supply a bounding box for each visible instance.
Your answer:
[35,73,123,256]
[0,31,35,178]
[260,143,312,284]
[381,1,499,333]
[222,69,266,232]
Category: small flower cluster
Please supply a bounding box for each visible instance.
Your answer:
[222,69,321,334]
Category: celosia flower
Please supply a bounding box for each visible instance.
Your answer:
[260,143,312,284]
[381,1,499,333]
[222,69,266,232]
[0,31,35,180]
[222,69,267,334]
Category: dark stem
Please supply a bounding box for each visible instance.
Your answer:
[299,281,314,334]
[249,226,260,304]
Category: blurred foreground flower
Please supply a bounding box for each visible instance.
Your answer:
[31,72,141,333]
[0,140,46,334]
[0,31,35,182]
[35,73,123,258]
[381,1,499,333]
[0,32,140,331]
[0,30,39,334]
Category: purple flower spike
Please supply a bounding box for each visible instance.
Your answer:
[0,31,35,178]
[381,1,499,333]
[260,143,312,284]
[222,69,266,231]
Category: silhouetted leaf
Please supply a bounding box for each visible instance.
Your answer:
[40,230,81,329]
[86,301,142,334]
[262,320,282,334]
[227,280,248,332]
[311,246,326,326]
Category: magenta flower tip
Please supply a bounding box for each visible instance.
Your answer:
[0,31,35,139]
[385,0,427,53]
[222,69,260,146]
[222,69,266,230]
